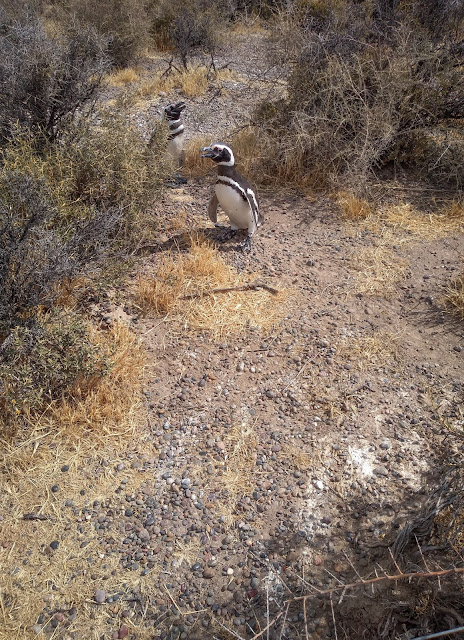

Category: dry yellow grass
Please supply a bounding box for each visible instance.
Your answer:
[380,202,464,239]
[136,235,286,339]
[336,191,372,220]
[185,128,262,181]
[0,322,147,639]
[184,134,217,178]
[105,67,140,86]
[350,244,409,297]
[443,265,464,319]
[214,421,258,526]
[337,330,401,371]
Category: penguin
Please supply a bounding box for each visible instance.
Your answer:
[200,143,263,251]
[164,101,186,168]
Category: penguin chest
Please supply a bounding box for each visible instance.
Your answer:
[167,132,185,162]
[215,182,251,230]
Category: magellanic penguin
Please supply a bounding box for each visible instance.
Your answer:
[200,143,263,251]
[164,101,186,167]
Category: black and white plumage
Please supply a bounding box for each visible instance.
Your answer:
[164,101,186,167]
[200,143,263,251]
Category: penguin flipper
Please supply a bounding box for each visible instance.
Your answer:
[207,193,219,224]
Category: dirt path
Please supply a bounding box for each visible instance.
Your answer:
[98,181,463,638]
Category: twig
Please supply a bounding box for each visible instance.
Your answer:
[303,597,309,640]
[410,626,464,640]
[22,513,53,521]
[279,602,289,640]
[388,546,404,575]
[291,567,464,601]
[248,611,284,640]
[330,596,339,640]
[181,282,279,300]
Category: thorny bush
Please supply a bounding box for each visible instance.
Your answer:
[0,9,109,144]
[0,310,109,431]
[255,0,464,189]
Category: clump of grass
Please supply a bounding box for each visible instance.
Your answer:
[215,421,258,525]
[184,134,218,178]
[443,265,464,320]
[136,235,286,339]
[337,330,401,371]
[105,66,140,86]
[0,311,109,434]
[350,245,409,297]
[380,202,464,240]
[46,321,144,438]
[336,191,372,220]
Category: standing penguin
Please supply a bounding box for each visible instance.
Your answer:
[164,101,186,167]
[200,143,263,251]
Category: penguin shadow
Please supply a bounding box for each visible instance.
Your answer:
[138,226,254,257]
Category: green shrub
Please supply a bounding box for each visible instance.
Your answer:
[0,310,109,426]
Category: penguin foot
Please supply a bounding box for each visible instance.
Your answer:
[239,236,252,253]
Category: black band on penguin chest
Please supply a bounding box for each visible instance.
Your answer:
[216,179,248,202]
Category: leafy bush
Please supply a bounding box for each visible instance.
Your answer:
[0,310,109,426]
[0,10,109,144]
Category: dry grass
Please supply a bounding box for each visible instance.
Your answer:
[350,244,409,297]
[336,191,372,220]
[184,134,218,178]
[136,66,238,103]
[282,441,312,470]
[443,266,464,319]
[105,66,140,86]
[47,323,144,438]
[380,202,464,240]
[184,128,262,181]
[136,235,286,339]
[336,330,401,371]
[214,421,258,526]
[0,322,147,639]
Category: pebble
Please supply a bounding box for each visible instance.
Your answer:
[94,589,106,604]
[118,625,129,639]
[314,480,324,490]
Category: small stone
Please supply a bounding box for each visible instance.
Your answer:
[314,480,324,490]
[373,466,389,477]
[203,568,214,579]
[138,528,150,542]
[50,540,59,550]
[118,625,129,639]
[94,589,106,604]
[61,465,69,472]
[32,625,42,635]
[51,485,59,493]
[227,567,234,575]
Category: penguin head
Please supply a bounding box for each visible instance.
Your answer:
[164,101,186,120]
[200,143,235,166]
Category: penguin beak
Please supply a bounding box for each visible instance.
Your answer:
[200,146,215,159]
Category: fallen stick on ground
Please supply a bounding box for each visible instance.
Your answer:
[181,282,279,300]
